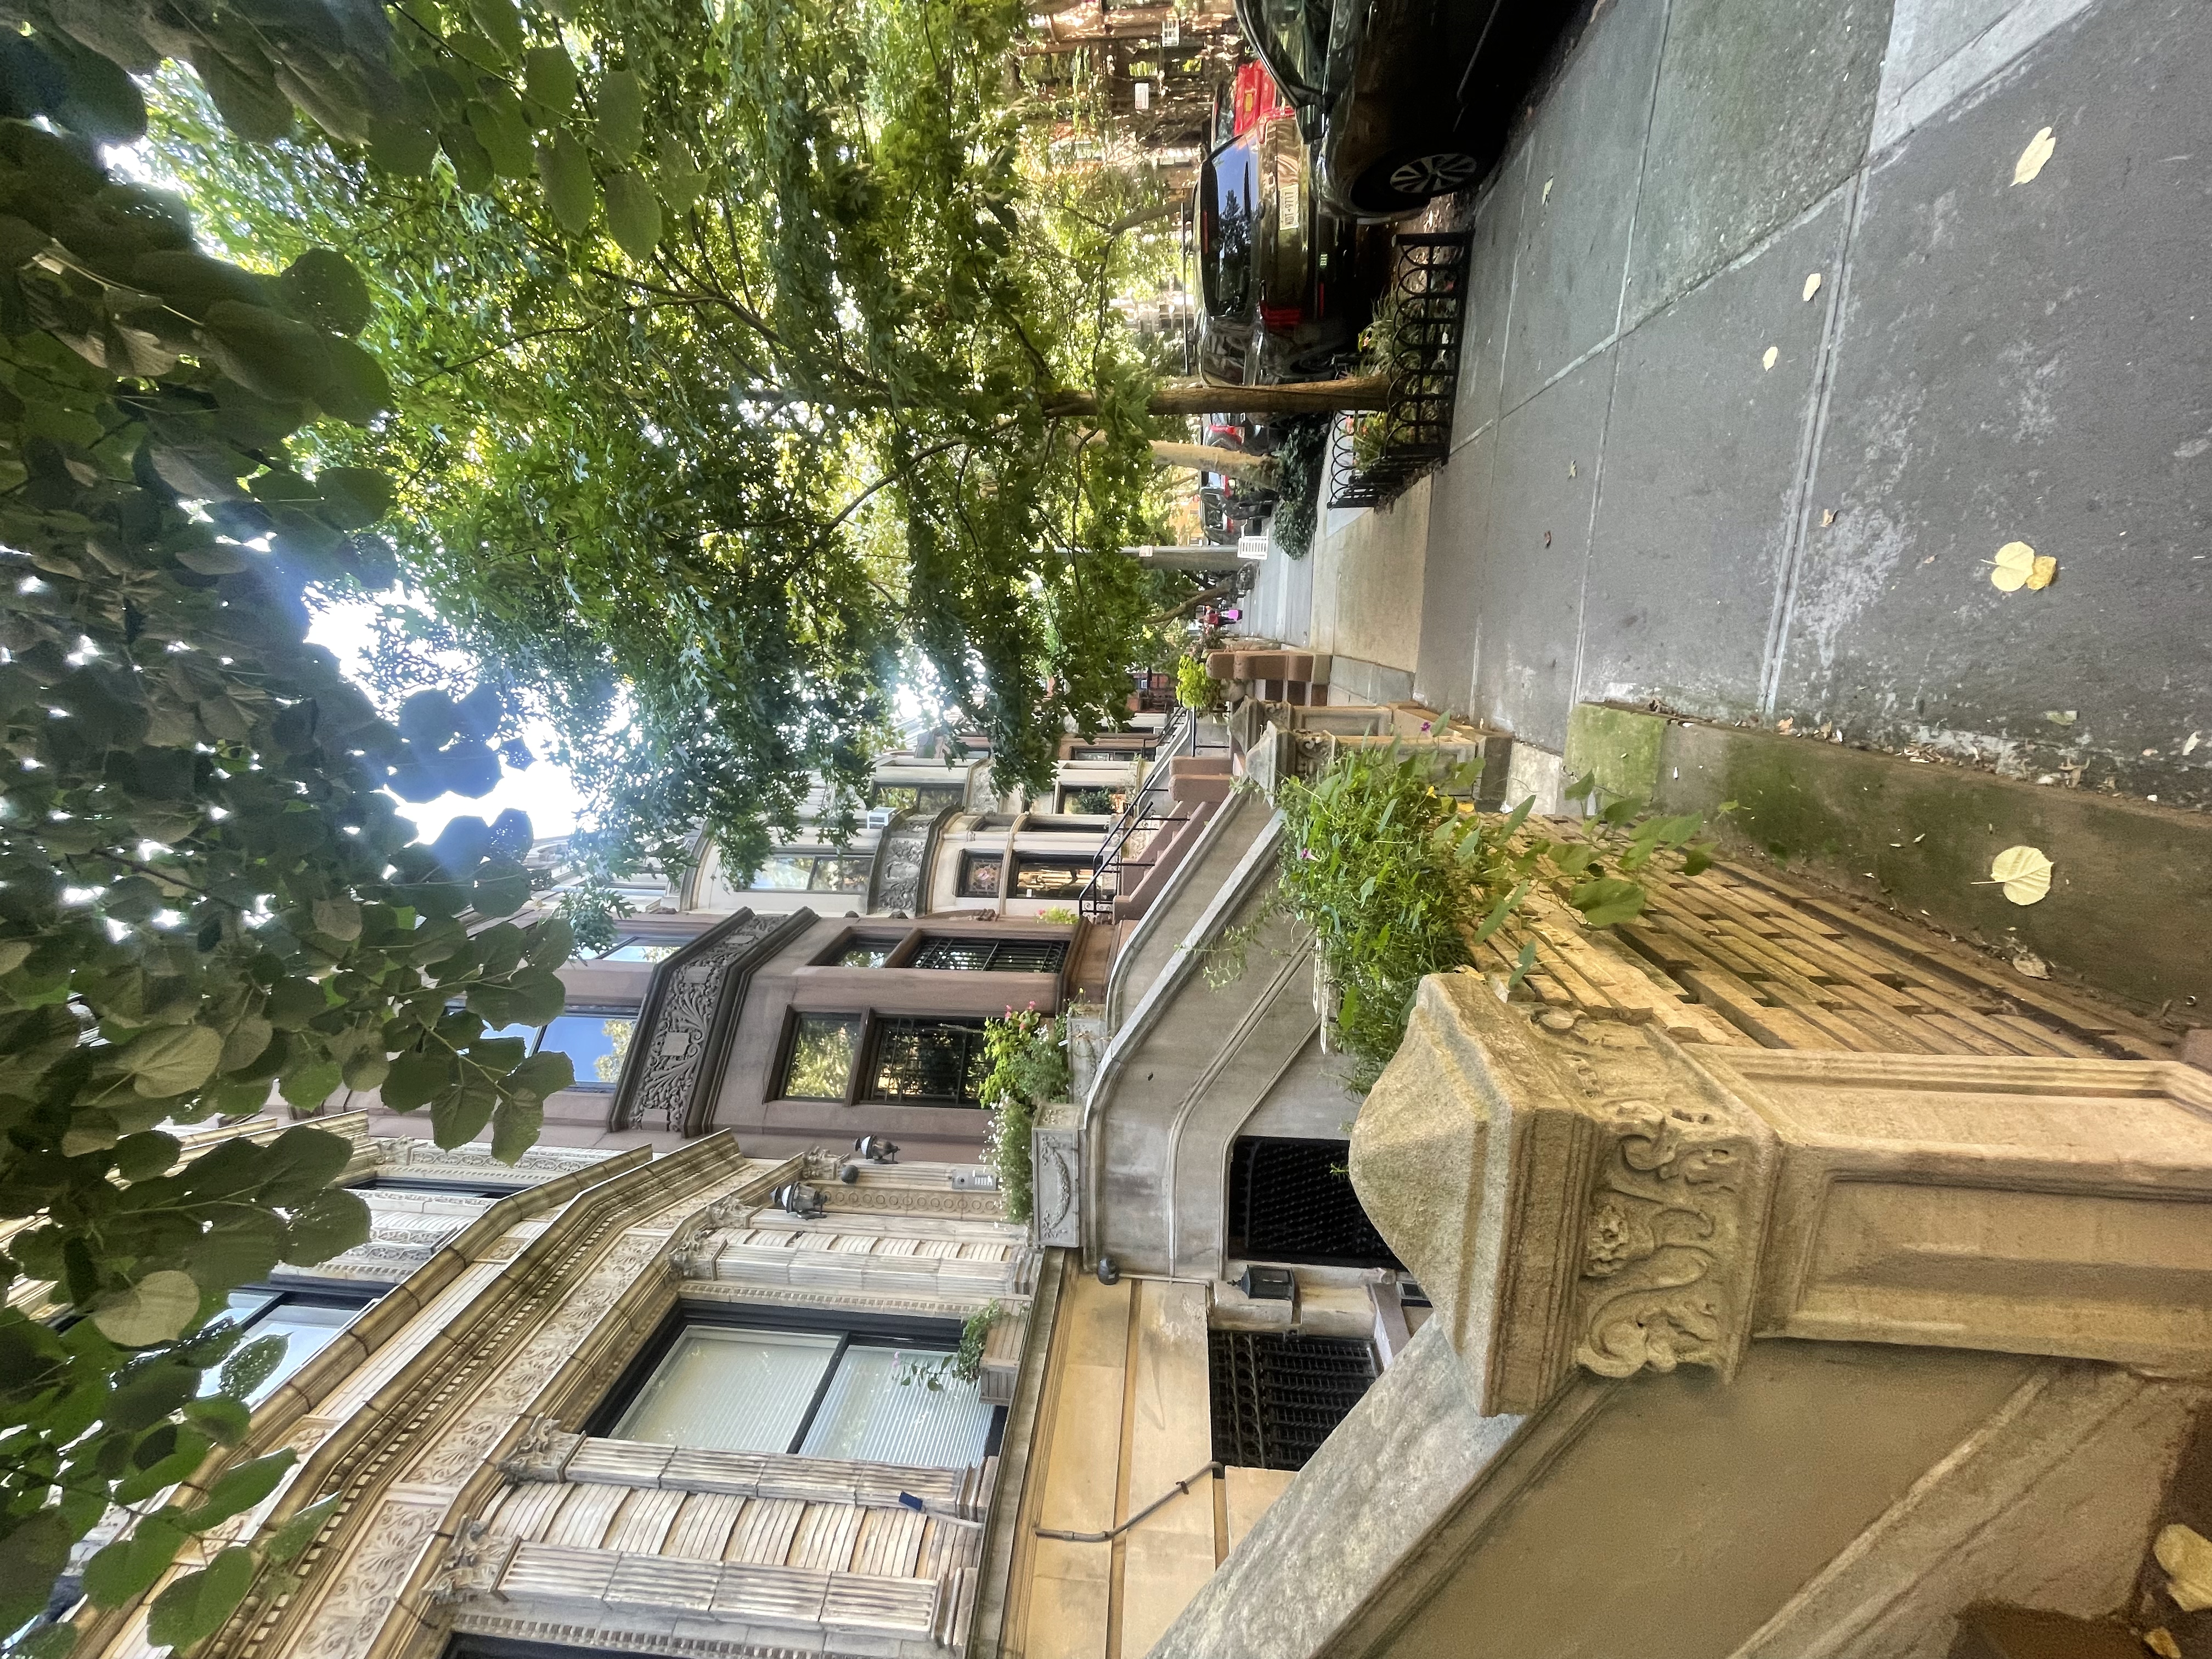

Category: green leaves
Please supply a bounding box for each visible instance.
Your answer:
[281,1187,371,1264]
[180,1451,295,1530]
[537,130,594,234]
[603,168,662,259]
[595,67,644,160]
[84,1512,189,1606]
[90,1270,204,1347]
[523,46,578,115]
[120,1025,224,1097]
[278,248,370,335]
[1567,877,1647,928]
[146,1545,255,1650]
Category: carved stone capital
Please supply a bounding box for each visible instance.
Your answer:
[497,1415,583,1482]
[1350,975,1776,1415]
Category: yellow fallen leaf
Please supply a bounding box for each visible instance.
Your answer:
[1802,272,1822,301]
[1989,844,2053,905]
[1821,509,1837,527]
[2013,125,2056,185]
[1543,176,1555,203]
[1762,346,1779,370]
[2145,1628,2181,1659]
[2026,554,2058,589]
[2157,1523,2212,1612]
[1989,540,2036,591]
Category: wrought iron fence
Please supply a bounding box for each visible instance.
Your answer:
[1328,232,1472,510]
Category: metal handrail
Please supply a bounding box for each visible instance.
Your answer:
[1076,708,1198,920]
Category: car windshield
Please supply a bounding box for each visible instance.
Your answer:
[1198,139,1259,318]
[1242,0,1324,96]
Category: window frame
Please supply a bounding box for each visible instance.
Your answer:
[583,1301,1006,1458]
[1006,853,1102,899]
[771,1008,997,1108]
[742,851,876,894]
[956,849,1006,898]
[211,1279,388,1403]
[859,1014,992,1108]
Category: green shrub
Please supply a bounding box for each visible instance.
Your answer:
[980,1007,1070,1222]
[1268,749,1722,1088]
[1175,654,1216,711]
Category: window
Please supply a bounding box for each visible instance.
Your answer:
[958,851,1004,898]
[911,936,1068,974]
[871,782,968,814]
[204,1285,383,1405]
[603,1315,996,1469]
[866,1017,989,1106]
[473,1008,637,1091]
[1056,784,1123,815]
[1009,855,1098,899]
[831,939,899,968]
[538,1012,636,1090]
[747,853,872,894]
[782,1013,862,1098]
[594,935,681,963]
[1070,746,1144,762]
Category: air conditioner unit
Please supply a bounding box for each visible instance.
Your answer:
[864,809,895,828]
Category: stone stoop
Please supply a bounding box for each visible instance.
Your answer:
[1146,966,2212,1659]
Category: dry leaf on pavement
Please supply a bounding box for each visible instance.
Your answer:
[1989,845,2053,905]
[1990,540,2037,591]
[2013,125,2057,185]
[1762,346,1779,370]
[1802,272,1822,301]
[2026,553,2058,589]
[2158,1524,2212,1612]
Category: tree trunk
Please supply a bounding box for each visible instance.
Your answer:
[1045,374,1390,418]
[1148,440,1279,481]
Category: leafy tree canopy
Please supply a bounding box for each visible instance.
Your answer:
[0,12,582,1647]
[134,0,1191,879]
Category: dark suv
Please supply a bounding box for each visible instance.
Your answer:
[1193,106,1385,383]
[1235,0,1576,218]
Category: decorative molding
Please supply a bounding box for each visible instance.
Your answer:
[363,1137,616,1186]
[866,807,949,917]
[611,910,815,1135]
[1571,1095,1762,1381]
[1030,1104,1081,1249]
[675,1279,1021,1323]
[1352,978,1776,1417]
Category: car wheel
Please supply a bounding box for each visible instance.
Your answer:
[1351,144,1483,214]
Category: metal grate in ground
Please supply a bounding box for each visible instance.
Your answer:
[1209,1329,1378,1471]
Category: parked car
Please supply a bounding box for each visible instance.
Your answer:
[1233,0,1576,218]
[1192,94,1388,383]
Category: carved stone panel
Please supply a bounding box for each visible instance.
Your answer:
[1351,975,1775,1416]
[868,807,947,917]
[1031,1103,1082,1249]
[616,910,805,1133]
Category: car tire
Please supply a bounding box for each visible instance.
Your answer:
[1350,143,1485,215]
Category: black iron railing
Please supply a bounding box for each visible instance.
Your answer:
[1329,233,1472,510]
[1074,707,1198,921]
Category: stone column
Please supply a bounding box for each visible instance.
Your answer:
[1351,973,2212,1416]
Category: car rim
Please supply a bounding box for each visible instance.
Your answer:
[1386,152,1481,198]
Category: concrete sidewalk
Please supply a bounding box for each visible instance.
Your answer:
[1259,0,2209,814]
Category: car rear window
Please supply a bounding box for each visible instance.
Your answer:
[1199,139,1259,317]
[1244,0,1324,96]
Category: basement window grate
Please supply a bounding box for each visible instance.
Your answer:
[1209,1330,1376,1471]
[1227,1137,1403,1268]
